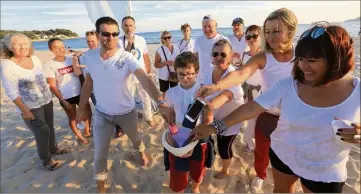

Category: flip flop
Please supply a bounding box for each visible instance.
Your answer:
[43,161,62,171]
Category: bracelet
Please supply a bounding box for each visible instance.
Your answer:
[156,99,166,107]
[210,120,227,135]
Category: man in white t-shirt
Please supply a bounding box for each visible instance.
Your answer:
[227,17,249,66]
[176,23,195,53]
[75,16,166,193]
[119,16,157,129]
[194,14,229,80]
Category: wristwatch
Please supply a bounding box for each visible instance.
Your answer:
[156,99,167,107]
[210,120,227,135]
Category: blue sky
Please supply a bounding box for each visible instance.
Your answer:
[1,1,360,36]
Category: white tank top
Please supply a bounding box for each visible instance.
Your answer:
[258,52,294,115]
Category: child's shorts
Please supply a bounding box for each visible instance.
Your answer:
[168,143,208,192]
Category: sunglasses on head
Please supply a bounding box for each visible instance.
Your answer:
[85,30,96,36]
[245,34,259,40]
[212,52,227,58]
[99,31,120,37]
[162,36,171,40]
[301,26,326,40]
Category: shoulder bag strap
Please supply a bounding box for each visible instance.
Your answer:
[161,46,171,73]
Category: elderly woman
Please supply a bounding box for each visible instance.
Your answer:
[192,23,360,193]
[154,31,180,94]
[1,33,69,171]
[201,39,245,179]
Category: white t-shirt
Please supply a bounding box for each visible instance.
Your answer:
[201,65,244,136]
[44,57,81,99]
[258,52,294,115]
[255,76,360,182]
[176,38,195,53]
[165,82,201,125]
[118,35,148,70]
[1,56,53,113]
[242,54,261,86]
[156,44,180,81]
[194,33,229,79]
[83,48,142,115]
[227,34,249,65]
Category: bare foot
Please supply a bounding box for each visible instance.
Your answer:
[84,132,92,138]
[140,152,149,167]
[96,180,107,193]
[77,137,89,145]
[192,188,201,193]
[146,120,157,128]
[214,171,229,179]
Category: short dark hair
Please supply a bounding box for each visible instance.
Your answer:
[95,16,119,32]
[293,23,355,86]
[122,16,135,23]
[48,37,62,50]
[181,23,191,31]
[212,39,232,51]
[245,25,261,35]
[174,52,199,72]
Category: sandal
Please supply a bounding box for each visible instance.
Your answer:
[52,147,71,155]
[43,160,62,171]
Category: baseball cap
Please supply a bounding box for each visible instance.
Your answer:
[202,14,216,22]
[232,17,244,26]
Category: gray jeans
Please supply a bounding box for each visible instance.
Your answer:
[23,101,57,165]
[93,108,145,181]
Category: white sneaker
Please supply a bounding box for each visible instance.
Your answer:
[251,177,264,193]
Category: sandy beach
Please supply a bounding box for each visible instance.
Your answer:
[0,43,360,193]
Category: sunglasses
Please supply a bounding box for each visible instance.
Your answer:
[212,52,227,58]
[301,27,326,39]
[245,34,259,40]
[99,31,120,37]
[177,72,196,79]
[162,36,171,40]
[85,30,96,36]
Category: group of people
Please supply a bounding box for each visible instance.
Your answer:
[1,6,360,194]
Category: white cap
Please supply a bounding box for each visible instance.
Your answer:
[202,14,216,22]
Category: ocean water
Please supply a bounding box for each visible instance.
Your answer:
[32,22,360,50]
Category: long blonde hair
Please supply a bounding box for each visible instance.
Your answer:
[2,33,34,59]
[261,8,298,53]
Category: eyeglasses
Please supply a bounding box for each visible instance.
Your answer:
[162,36,171,40]
[300,27,326,39]
[85,30,96,36]
[177,73,196,79]
[245,34,259,40]
[99,31,120,38]
[212,52,227,58]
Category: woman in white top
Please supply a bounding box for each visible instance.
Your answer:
[192,23,360,193]
[195,8,298,192]
[1,33,69,171]
[241,25,262,153]
[177,23,195,53]
[45,38,92,145]
[154,31,180,94]
[202,39,245,179]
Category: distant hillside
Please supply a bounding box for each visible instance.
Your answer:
[0,29,79,40]
[344,17,360,23]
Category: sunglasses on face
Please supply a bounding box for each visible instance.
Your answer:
[99,31,120,37]
[301,27,326,39]
[245,34,259,40]
[162,36,171,40]
[177,72,196,79]
[212,52,227,58]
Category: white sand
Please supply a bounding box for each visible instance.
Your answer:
[0,44,360,193]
